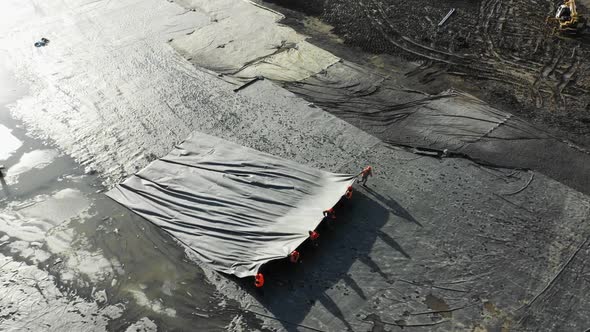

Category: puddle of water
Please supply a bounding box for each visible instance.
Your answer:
[5,149,59,183]
[46,226,74,253]
[127,288,177,317]
[62,246,121,283]
[0,211,54,242]
[6,239,51,263]
[0,184,121,286]
[19,187,89,223]
[0,187,89,242]
[0,253,124,331]
[0,124,22,161]
[0,99,236,332]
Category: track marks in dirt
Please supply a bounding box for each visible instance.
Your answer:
[346,0,587,116]
[356,0,470,65]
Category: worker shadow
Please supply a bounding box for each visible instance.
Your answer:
[362,185,422,227]
[239,190,414,331]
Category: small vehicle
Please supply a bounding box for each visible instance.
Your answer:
[547,0,587,35]
[34,37,50,47]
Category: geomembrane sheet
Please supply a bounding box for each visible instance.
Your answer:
[107,132,355,277]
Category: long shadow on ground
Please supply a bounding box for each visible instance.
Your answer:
[234,189,415,331]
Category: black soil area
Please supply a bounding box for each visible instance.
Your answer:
[263,0,590,148]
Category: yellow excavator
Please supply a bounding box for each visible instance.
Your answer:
[548,0,587,35]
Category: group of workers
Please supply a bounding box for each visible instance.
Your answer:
[254,166,373,288]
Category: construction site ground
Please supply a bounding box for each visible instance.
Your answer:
[1,0,589,331]
[263,0,590,148]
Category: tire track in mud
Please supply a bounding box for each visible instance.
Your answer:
[356,0,469,66]
[366,0,469,60]
[477,0,548,81]
[478,0,588,111]
[268,0,590,144]
[354,0,545,100]
[342,0,588,123]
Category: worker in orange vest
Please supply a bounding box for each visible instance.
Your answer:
[289,250,300,263]
[309,230,319,241]
[359,166,373,186]
[255,273,265,288]
[323,208,336,220]
[308,230,320,248]
[344,185,353,199]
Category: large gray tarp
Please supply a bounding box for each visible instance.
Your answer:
[107,132,355,277]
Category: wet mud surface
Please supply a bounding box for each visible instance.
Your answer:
[0,62,244,331]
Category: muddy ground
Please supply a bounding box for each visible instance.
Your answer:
[262,0,590,147]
